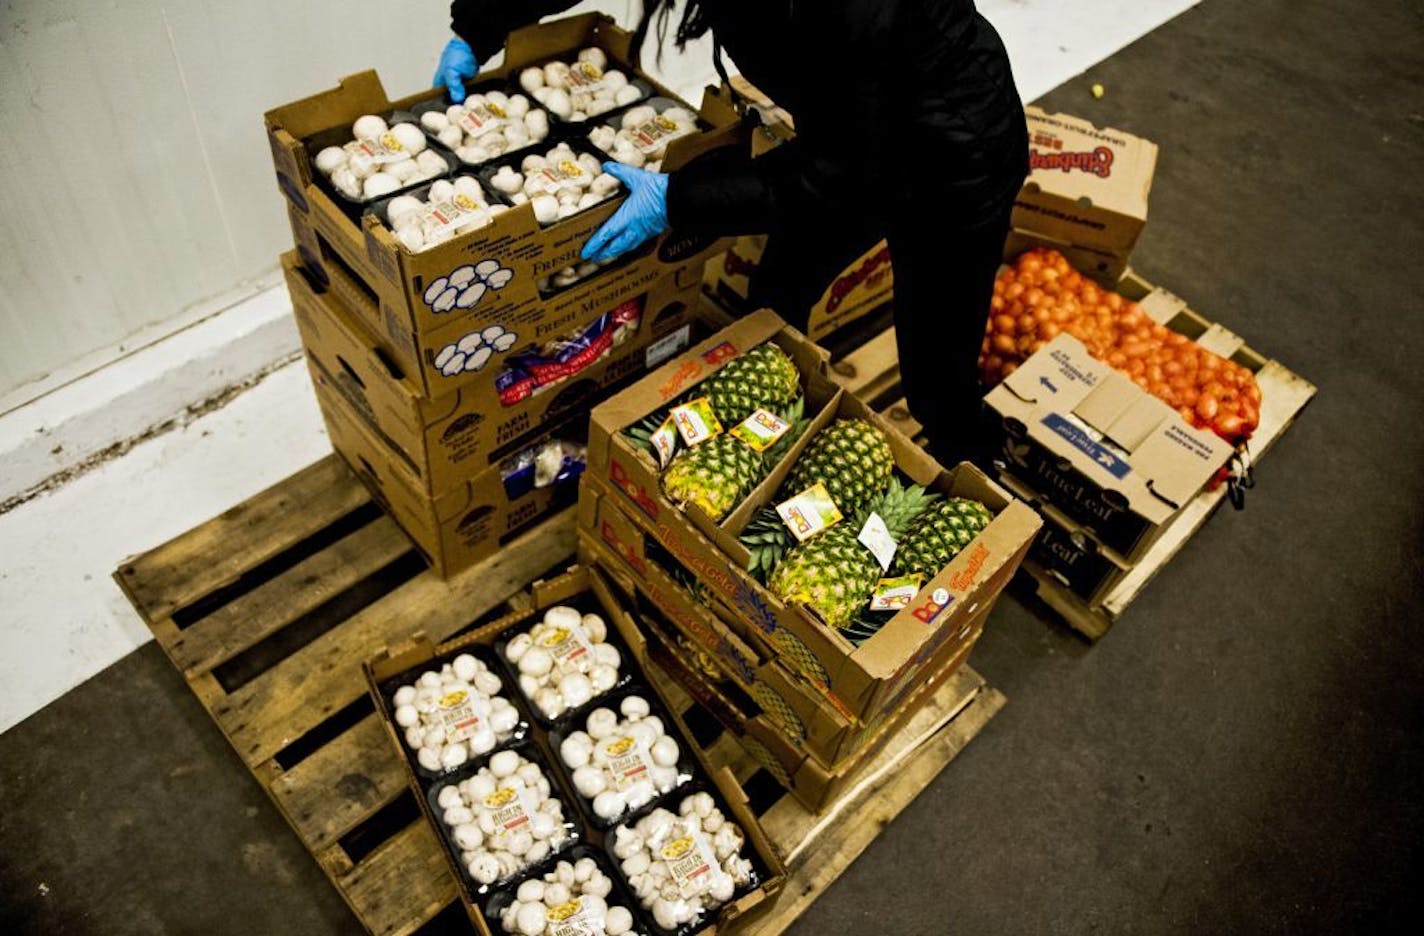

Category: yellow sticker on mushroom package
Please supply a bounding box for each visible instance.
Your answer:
[536,619,595,671]
[437,689,483,743]
[661,827,721,899]
[597,734,656,793]
[627,115,695,155]
[547,897,603,936]
[482,778,541,832]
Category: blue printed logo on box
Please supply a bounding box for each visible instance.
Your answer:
[1042,413,1131,479]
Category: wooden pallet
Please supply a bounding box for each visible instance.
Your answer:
[821,311,1317,640]
[116,453,1003,935]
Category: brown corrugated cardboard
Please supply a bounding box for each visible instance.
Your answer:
[265,13,744,398]
[612,560,991,812]
[1015,107,1158,256]
[581,311,1039,720]
[310,357,575,578]
[997,471,1132,606]
[703,235,893,341]
[363,564,785,933]
[984,332,1233,562]
[285,251,699,494]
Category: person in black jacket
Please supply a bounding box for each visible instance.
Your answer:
[434,1,1027,464]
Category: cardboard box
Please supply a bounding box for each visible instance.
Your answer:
[1015,107,1159,257]
[285,250,700,494]
[583,310,1040,721]
[582,519,891,768]
[310,357,575,578]
[364,565,786,934]
[1002,227,1129,288]
[997,471,1132,606]
[266,12,744,398]
[614,560,990,812]
[985,332,1233,563]
[703,235,894,341]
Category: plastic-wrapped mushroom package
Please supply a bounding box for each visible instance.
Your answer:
[489,143,623,226]
[390,653,522,773]
[313,114,449,201]
[421,91,550,165]
[587,103,698,174]
[504,605,624,721]
[560,695,687,823]
[385,176,510,253]
[609,792,757,933]
[495,856,644,936]
[435,749,577,887]
[518,48,646,122]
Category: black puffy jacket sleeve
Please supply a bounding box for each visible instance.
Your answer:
[450,0,580,63]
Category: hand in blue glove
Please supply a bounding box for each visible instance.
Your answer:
[434,37,478,103]
[582,162,669,263]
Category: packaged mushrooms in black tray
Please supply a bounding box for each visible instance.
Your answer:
[429,743,581,893]
[368,174,514,254]
[550,688,696,829]
[412,83,553,167]
[497,598,634,727]
[484,846,650,936]
[479,139,625,228]
[308,112,455,205]
[381,644,529,779]
[516,48,653,123]
[607,789,766,935]
[585,98,702,173]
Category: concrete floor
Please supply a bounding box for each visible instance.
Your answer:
[3,0,1423,932]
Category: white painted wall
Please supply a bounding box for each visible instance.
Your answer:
[0,0,718,403]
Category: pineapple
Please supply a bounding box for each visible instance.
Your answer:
[702,343,800,425]
[742,418,895,581]
[768,480,938,632]
[783,419,895,517]
[892,498,995,578]
[659,398,808,522]
[661,435,766,521]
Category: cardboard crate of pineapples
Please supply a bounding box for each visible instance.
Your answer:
[582,310,1040,734]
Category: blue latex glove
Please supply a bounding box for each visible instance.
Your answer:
[434,37,478,103]
[582,162,669,263]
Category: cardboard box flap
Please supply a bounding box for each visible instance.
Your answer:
[1000,333,1109,409]
[1129,420,1231,509]
[1102,391,1177,454]
[503,13,631,71]
[265,70,391,141]
[1023,106,1159,219]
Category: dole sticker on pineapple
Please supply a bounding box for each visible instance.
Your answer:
[870,574,924,612]
[776,482,843,543]
[648,415,680,468]
[730,408,792,453]
[670,398,722,446]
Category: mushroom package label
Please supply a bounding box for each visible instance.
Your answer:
[484,777,543,833]
[537,619,596,670]
[421,193,488,238]
[534,160,590,192]
[597,734,656,793]
[546,897,605,936]
[438,688,484,743]
[456,102,508,136]
[661,827,721,900]
[348,132,409,165]
[564,61,606,93]
[625,115,694,156]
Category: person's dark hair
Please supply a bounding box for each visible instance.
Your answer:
[632,0,711,66]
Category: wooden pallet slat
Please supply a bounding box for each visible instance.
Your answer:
[117,457,369,623]
[169,515,409,677]
[340,820,458,936]
[270,713,410,855]
[212,511,577,768]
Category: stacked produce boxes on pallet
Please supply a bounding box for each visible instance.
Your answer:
[264,12,750,577]
[570,309,1039,808]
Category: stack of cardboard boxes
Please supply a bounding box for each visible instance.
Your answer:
[986,113,1245,612]
[574,310,1042,809]
[263,14,746,576]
